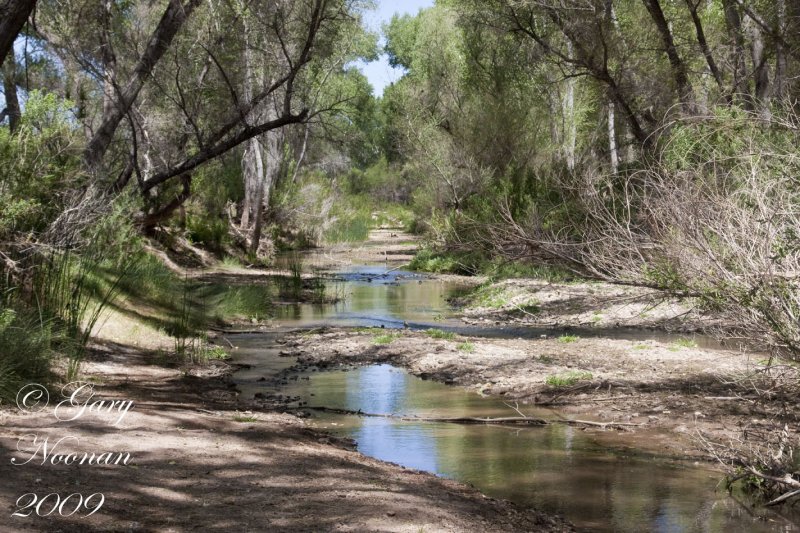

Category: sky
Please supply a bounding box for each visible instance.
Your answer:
[355,0,434,97]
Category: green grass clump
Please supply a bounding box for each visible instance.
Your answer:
[408,248,472,274]
[0,306,54,403]
[221,256,243,269]
[425,328,456,340]
[673,337,698,349]
[233,415,259,423]
[470,284,511,308]
[457,342,475,353]
[558,335,579,343]
[545,371,593,387]
[205,346,230,360]
[372,333,399,345]
[373,204,415,230]
[197,284,274,324]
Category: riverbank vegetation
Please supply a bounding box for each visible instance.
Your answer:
[3,0,800,511]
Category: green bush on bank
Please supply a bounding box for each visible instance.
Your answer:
[410,246,574,282]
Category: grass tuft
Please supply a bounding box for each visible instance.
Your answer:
[425,328,456,340]
[372,333,399,345]
[673,337,698,349]
[545,371,593,387]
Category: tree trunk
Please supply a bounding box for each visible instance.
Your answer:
[608,101,618,174]
[240,5,261,233]
[564,41,577,171]
[0,0,36,68]
[722,0,748,104]
[774,0,787,100]
[240,138,263,230]
[745,17,770,113]
[642,0,694,110]
[290,121,311,183]
[2,51,21,132]
[249,103,282,254]
[100,0,117,120]
[84,0,201,170]
[685,0,724,91]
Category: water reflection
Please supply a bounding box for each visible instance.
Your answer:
[272,267,458,328]
[279,364,792,533]
[345,366,439,472]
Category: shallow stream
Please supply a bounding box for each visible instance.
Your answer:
[230,264,795,532]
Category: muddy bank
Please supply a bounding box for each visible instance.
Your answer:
[282,326,791,459]
[0,338,571,532]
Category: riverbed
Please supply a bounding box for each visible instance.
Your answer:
[230,263,797,532]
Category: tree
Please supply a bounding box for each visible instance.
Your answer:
[0,0,36,68]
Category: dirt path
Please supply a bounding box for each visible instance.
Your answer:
[0,338,571,532]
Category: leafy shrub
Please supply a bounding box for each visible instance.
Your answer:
[187,215,229,251]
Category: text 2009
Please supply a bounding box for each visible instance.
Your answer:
[12,493,104,518]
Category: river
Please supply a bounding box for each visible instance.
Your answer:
[225,263,795,532]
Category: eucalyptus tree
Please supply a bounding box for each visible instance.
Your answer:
[32,0,366,232]
[236,0,377,253]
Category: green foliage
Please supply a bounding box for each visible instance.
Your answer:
[183,158,241,251]
[410,245,574,281]
[425,328,456,340]
[31,206,140,379]
[457,341,475,353]
[469,284,510,308]
[557,335,579,344]
[671,338,698,350]
[196,284,274,323]
[373,204,415,230]
[0,306,54,404]
[384,13,421,69]
[325,211,371,243]
[372,332,399,345]
[277,253,305,300]
[409,247,485,275]
[0,92,84,241]
[187,215,229,252]
[205,345,231,361]
[545,371,593,387]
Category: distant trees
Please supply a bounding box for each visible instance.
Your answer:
[383,0,800,361]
